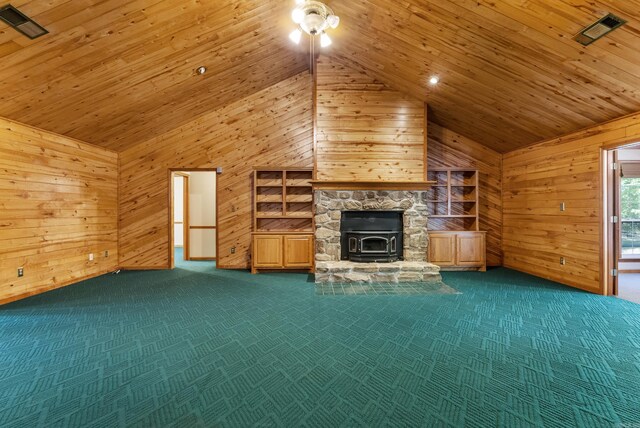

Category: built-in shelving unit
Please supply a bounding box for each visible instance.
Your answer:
[253,168,314,231]
[252,167,314,274]
[426,168,480,231]
[426,168,486,271]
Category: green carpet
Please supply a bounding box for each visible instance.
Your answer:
[1,259,640,427]
[315,281,459,295]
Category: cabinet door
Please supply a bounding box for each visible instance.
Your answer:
[456,233,485,266]
[428,233,456,266]
[253,235,283,268]
[284,235,313,268]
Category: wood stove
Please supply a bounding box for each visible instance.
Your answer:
[340,211,403,262]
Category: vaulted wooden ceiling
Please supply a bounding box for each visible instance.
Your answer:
[0,0,308,152]
[1,1,640,153]
[331,0,640,152]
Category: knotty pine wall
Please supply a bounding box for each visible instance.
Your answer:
[0,117,118,304]
[503,113,640,294]
[315,57,426,182]
[428,123,503,266]
[119,72,314,269]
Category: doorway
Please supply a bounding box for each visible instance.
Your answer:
[604,144,640,302]
[170,169,218,269]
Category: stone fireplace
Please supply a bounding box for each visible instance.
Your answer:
[314,190,441,283]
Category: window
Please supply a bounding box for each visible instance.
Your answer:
[621,176,640,256]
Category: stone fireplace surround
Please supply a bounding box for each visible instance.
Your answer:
[314,190,442,283]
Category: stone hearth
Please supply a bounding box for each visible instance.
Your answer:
[315,260,441,283]
[314,190,442,283]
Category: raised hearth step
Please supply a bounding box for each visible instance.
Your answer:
[315,261,441,284]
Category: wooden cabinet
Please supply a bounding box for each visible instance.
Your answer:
[428,233,456,266]
[456,233,485,267]
[251,233,314,273]
[252,235,283,268]
[284,235,314,267]
[426,168,486,271]
[428,231,486,271]
[251,167,314,274]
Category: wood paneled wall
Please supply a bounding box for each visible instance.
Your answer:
[315,57,426,182]
[0,117,118,304]
[427,123,503,266]
[119,73,314,269]
[503,113,640,293]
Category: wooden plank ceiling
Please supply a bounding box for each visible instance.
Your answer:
[1,1,640,153]
[331,0,640,152]
[0,0,308,152]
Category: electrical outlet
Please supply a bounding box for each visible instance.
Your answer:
[17,267,23,277]
[560,257,566,265]
[560,202,566,212]
[89,253,94,261]
[104,250,109,258]
[231,247,236,254]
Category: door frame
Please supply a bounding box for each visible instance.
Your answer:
[602,140,640,295]
[171,172,190,261]
[169,168,220,269]
[618,160,640,264]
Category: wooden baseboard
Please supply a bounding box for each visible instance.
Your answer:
[119,266,169,270]
[503,262,602,295]
[0,268,115,306]
[252,268,314,274]
[216,264,249,270]
[188,257,216,261]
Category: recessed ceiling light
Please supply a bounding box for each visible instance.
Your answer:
[196,66,207,75]
[429,76,439,85]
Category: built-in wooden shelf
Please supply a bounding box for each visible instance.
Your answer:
[286,195,313,203]
[256,195,283,203]
[426,168,480,231]
[426,168,486,272]
[310,180,436,191]
[252,167,315,275]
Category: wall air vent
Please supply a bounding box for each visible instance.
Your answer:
[0,4,48,39]
[574,13,626,46]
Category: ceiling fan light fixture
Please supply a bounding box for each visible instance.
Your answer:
[289,29,302,44]
[291,8,304,24]
[326,14,339,29]
[320,32,332,47]
[288,1,339,48]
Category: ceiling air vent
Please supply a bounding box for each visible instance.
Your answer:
[574,13,626,46]
[0,4,48,39]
